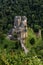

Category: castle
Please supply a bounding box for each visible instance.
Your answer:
[7,16,28,54]
[14,16,27,44]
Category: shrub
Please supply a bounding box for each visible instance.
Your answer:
[33,25,40,33]
[0,32,5,43]
[41,29,43,40]
[4,44,8,49]
[30,38,35,45]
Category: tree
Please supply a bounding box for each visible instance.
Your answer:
[0,32,5,43]
[33,25,40,33]
[30,38,35,45]
[41,29,43,40]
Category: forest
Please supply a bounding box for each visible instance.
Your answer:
[0,0,43,65]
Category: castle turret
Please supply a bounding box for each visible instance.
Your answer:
[14,16,21,28]
[21,16,27,27]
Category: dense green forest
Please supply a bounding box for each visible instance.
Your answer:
[0,0,43,32]
[0,0,43,65]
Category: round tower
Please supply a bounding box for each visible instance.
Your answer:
[21,16,27,27]
[14,16,21,28]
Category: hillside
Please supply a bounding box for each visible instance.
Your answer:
[0,28,43,65]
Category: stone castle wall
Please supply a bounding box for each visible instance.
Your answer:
[14,16,27,44]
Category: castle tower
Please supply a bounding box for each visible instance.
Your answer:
[14,16,27,44]
[14,16,21,28]
[21,16,27,27]
[20,16,27,43]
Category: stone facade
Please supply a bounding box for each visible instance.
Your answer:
[14,16,27,43]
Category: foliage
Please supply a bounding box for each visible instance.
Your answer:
[0,0,43,33]
[0,0,43,65]
[0,32,5,43]
[29,38,35,45]
[41,29,43,39]
[0,28,43,65]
